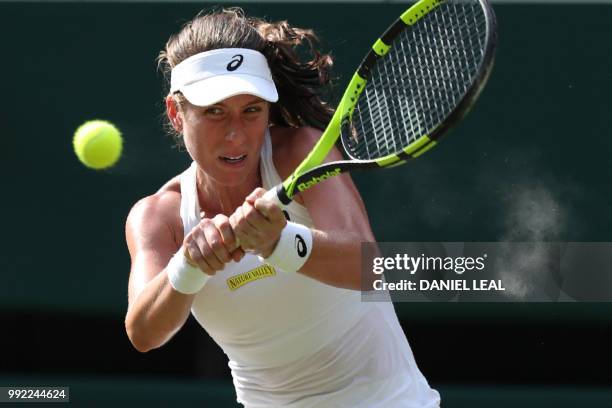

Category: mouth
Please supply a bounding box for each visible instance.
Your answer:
[220,154,247,165]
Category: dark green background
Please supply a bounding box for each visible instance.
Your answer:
[1,2,612,407]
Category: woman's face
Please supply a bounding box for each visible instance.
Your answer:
[173,94,270,187]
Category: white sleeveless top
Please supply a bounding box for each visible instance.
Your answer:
[179,130,440,408]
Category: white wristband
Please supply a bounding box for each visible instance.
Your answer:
[166,250,209,294]
[258,221,313,273]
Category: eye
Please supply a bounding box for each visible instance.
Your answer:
[203,106,224,116]
[244,105,263,114]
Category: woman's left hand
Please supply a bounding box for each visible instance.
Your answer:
[230,188,287,257]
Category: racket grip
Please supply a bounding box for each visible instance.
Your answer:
[185,186,286,260]
[262,184,287,209]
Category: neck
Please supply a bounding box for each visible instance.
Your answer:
[195,166,261,217]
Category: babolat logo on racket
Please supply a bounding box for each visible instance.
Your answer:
[227,54,244,71]
[297,168,342,192]
[294,234,307,257]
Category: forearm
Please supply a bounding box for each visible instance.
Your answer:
[125,270,194,352]
[298,229,372,291]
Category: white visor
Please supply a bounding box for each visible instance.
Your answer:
[170,48,278,107]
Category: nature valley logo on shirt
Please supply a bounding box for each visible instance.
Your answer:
[226,264,276,291]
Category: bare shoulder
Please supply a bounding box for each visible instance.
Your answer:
[269,126,324,180]
[126,176,183,254]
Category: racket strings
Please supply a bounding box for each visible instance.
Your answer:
[342,0,488,161]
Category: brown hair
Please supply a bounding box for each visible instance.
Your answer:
[158,7,334,146]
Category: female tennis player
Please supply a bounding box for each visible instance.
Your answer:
[125,8,440,407]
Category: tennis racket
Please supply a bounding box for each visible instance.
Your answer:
[263,0,497,206]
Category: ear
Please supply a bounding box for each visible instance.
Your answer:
[165,95,183,132]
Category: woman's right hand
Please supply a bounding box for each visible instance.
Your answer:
[183,214,245,275]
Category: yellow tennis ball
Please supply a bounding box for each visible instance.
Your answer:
[73,120,123,169]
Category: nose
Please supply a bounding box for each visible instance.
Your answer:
[224,117,246,144]
[225,129,246,144]
[225,130,237,141]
